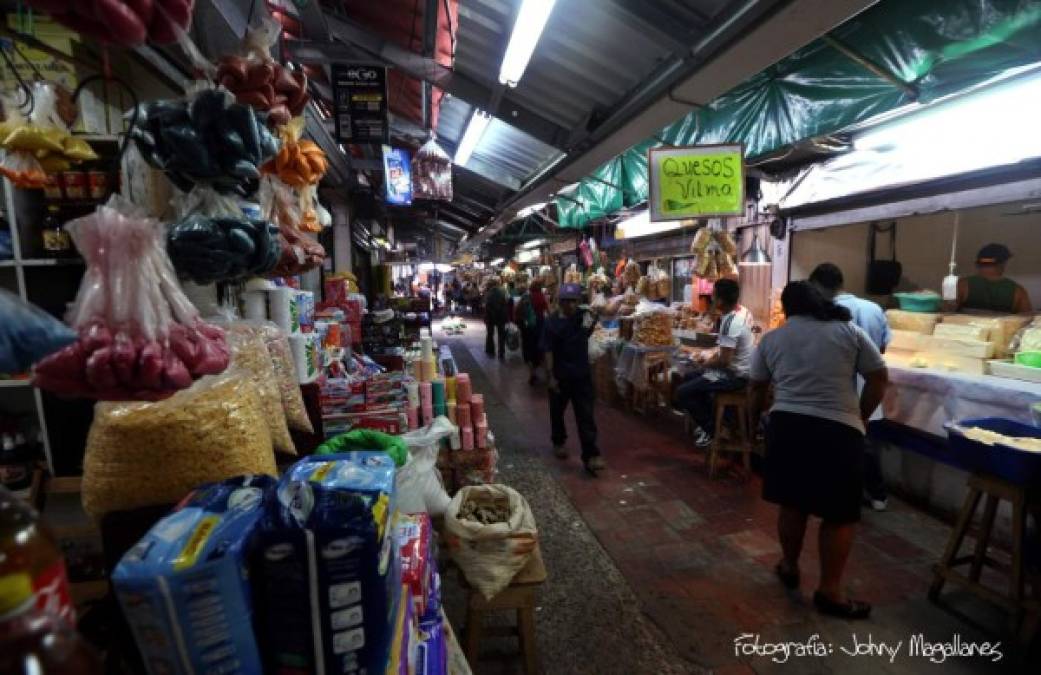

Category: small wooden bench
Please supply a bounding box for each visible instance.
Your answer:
[463,545,547,675]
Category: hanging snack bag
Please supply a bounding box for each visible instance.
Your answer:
[82,374,277,520]
[34,201,230,400]
[224,323,297,454]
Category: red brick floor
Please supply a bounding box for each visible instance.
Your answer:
[441,319,1029,673]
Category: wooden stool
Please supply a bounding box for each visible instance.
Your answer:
[708,390,752,479]
[929,473,1040,642]
[464,545,547,675]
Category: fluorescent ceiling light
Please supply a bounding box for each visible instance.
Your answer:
[853,73,1041,169]
[454,110,491,166]
[489,257,505,266]
[499,0,557,87]
[519,238,546,250]
[516,248,540,264]
[517,202,548,218]
[614,210,684,239]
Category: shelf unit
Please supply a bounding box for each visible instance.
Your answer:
[1,176,57,474]
[1,178,96,477]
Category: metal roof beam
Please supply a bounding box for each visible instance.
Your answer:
[287,14,572,149]
[596,0,698,54]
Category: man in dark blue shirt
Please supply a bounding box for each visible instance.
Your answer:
[541,283,605,474]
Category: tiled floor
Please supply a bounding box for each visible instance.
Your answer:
[439,318,1035,674]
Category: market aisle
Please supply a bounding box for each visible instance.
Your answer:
[439,322,695,675]
[439,319,1021,674]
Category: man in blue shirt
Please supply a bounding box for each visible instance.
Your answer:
[811,263,891,511]
[541,282,605,475]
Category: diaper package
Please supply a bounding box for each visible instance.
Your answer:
[256,452,401,675]
[112,475,275,675]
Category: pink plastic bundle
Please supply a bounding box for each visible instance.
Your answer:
[34,204,229,400]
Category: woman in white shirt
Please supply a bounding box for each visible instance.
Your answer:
[750,281,888,620]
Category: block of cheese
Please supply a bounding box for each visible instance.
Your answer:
[911,351,987,375]
[889,329,925,352]
[933,323,990,342]
[921,335,995,359]
[942,314,1031,357]
[886,310,940,334]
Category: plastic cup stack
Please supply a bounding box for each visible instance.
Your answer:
[431,379,446,408]
[420,359,435,382]
[407,406,419,430]
[456,373,472,403]
[420,336,434,360]
[461,426,474,450]
[476,419,488,448]
[445,375,456,402]
[447,401,457,424]
[406,381,420,408]
[419,381,433,408]
[456,402,472,429]
[411,357,423,381]
[470,394,484,422]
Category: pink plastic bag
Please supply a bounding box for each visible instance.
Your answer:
[34,202,229,400]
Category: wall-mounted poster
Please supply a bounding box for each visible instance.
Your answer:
[382,146,413,206]
[331,64,388,144]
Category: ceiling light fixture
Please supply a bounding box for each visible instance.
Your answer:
[499,0,557,87]
[454,110,491,166]
[519,238,546,250]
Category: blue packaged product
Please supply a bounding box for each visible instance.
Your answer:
[112,475,274,675]
[257,452,401,675]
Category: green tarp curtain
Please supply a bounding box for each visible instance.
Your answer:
[553,0,1041,229]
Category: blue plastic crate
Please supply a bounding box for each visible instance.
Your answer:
[945,417,1041,485]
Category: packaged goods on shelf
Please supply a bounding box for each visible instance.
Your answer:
[633,303,674,346]
[113,475,274,675]
[933,323,991,341]
[82,375,277,520]
[885,310,940,334]
[256,453,400,675]
[397,513,434,617]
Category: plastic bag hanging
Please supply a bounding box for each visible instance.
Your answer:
[34,200,230,400]
[25,1,195,47]
[411,136,453,201]
[215,17,309,127]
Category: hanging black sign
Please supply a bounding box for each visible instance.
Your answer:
[331,64,389,144]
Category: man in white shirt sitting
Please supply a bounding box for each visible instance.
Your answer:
[810,263,891,511]
[674,278,754,448]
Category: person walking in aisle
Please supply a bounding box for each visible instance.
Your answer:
[750,281,888,619]
[515,280,550,384]
[483,277,509,360]
[673,278,754,448]
[542,283,605,475]
[810,263,892,511]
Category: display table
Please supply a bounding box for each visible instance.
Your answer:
[883,365,1041,436]
[615,343,675,389]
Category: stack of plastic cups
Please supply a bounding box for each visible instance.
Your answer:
[420,336,433,360]
[456,402,472,430]
[419,381,433,425]
[470,394,484,424]
[447,400,457,424]
[475,417,488,449]
[406,406,419,430]
[456,373,472,404]
[411,357,423,381]
[431,378,446,418]
[419,359,434,382]
[445,375,456,402]
[461,425,474,450]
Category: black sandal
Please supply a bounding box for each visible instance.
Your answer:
[813,591,872,619]
[775,563,799,590]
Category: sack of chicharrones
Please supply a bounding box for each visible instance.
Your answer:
[444,484,538,600]
[82,374,277,521]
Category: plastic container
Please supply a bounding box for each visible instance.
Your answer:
[893,292,942,313]
[1013,351,1041,368]
[945,417,1041,485]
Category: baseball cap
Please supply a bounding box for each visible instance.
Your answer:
[976,243,1011,265]
[558,283,583,300]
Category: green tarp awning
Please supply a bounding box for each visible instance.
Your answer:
[553,0,1041,229]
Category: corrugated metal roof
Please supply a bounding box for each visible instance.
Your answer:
[437,95,563,190]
